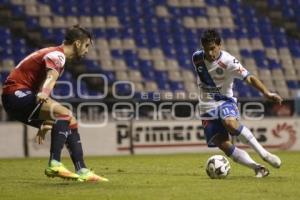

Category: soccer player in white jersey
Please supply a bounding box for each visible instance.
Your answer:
[192,29,282,178]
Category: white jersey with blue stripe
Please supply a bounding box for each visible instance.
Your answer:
[192,50,250,114]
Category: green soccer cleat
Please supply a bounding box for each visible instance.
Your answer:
[45,160,79,180]
[77,168,109,183]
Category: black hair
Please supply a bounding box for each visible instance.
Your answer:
[201,29,221,46]
[64,25,93,45]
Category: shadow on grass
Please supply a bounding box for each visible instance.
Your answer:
[223,175,286,181]
[108,170,200,177]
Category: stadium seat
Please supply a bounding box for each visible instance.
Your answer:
[0,71,10,84]
[0,0,298,99]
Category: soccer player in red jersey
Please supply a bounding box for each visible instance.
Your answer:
[1,25,108,182]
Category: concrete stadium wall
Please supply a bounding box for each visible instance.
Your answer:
[0,123,24,158]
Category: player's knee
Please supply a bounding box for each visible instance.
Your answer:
[70,116,77,124]
[218,142,233,156]
[56,112,78,130]
[56,111,74,122]
[223,120,240,135]
[69,117,78,129]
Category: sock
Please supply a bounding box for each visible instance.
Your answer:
[229,146,259,169]
[237,126,269,158]
[49,120,70,164]
[66,127,87,171]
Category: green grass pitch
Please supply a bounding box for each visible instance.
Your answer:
[0,151,300,200]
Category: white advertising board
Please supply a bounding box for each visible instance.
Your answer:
[1,117,299,158]
[0,123,24,158]
[242,118,300,151]
[27,122,130,157]
[116,118,300,154]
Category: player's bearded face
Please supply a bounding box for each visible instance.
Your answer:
[203,42,221,62]
[73,39,91,61]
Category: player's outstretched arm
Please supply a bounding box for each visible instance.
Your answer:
[245,75,283,104]
[37,69,59,103]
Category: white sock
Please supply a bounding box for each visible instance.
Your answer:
[237,126,269,158]
[230,147,259,169]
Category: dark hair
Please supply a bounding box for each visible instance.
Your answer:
[64,25,92,45]
[201,29,221,46]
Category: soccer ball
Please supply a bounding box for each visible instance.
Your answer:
[205,155,231,179]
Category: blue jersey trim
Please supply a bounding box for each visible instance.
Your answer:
[192,51,217,87]
[192,51,231,101]
[226,145,236,156]
[213,94,231,101]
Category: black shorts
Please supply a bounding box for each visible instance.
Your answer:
[1,89,44,128]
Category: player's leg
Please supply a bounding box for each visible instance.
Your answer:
[38,98,108,182]
[1,90,45,128]
[38,99,85,164]
[204,118,269,177]
[219,100,281,168]
[66,123,109,182]
[222,117,281,168]
[65,123,86,171]
[38,98,79,180]
[38,99,74,163]
[211,134,269,178]
[1,91,78,179]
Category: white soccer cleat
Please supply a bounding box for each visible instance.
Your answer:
[263,153,281,168]
[254,165,269,178]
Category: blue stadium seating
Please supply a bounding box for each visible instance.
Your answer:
[0,0,299,99]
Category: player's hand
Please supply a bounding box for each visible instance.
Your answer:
[37,92,49,103]
[35,123,52,144]
[264,92,283,104]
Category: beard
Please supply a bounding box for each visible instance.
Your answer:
[73,44,84,61]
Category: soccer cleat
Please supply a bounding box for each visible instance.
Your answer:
[254,165,270,178]
[263,153,281,168]
[77,168,109,183]
[45,160,79,180]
